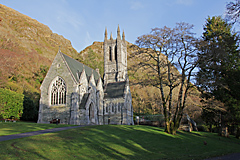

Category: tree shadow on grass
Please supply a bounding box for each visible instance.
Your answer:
[1,125,240,160]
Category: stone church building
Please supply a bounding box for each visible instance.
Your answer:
[37,26,134,125]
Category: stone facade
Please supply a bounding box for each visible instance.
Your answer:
[37,27,134,125]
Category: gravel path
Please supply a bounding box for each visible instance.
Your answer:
[204,153,240,160]
[0,125,85,142]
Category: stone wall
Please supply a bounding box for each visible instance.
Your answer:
[38,52,77,124]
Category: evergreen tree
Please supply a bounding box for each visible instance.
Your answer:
[197,16,240,138]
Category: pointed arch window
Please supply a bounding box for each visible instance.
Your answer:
[109,46,112,61]
[112,105,114,113]
[106,105,108,113]
[50,77,66,105]
[115,45,117,61]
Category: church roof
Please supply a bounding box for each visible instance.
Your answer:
[61,52,100,84]
[104,81,126,99]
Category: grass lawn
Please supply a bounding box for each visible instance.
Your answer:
[0,121,74,136]
[0,125,239,160]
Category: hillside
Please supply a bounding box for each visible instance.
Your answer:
[0,4,79,100]
[78,42,202,120]
[0,4,202,121]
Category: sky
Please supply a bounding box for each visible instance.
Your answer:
[1,0,233,52]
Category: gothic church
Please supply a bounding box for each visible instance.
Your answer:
[37,26,133,125]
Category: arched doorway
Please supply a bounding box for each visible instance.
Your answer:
[89,103,95,124]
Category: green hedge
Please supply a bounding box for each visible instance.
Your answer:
[0,88,24,120]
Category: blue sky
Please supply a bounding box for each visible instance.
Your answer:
[1,0,232,52]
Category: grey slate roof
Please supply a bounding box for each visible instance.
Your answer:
[61,52,100,84]
[104,81,126,99]
[79,93,90,109]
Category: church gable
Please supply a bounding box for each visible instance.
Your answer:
[78,69,88,101]
[89,73,96,88]
[37,51,78,124]
[40,51,75,91]
[96,77,103,91]
[40,51,77,103]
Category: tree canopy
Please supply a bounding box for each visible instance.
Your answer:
[134,22,199,134]
[226,0,240,24]
[197,16,240,138]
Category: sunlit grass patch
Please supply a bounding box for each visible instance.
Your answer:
[0,125,239,159]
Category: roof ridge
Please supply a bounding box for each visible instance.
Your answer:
[59,51,78,83]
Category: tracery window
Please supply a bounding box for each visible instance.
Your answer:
[50,77,66,105]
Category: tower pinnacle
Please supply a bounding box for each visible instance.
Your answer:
[117,25,120,37]
[110,32,113,40]
[122,30,125,41]
[105,27,108,39]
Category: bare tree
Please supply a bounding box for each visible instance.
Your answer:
[226,0,240,25]
[133,22,199,134]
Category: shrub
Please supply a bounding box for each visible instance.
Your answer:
[0,88,24,120]
[21,96,38,121]
[197,125,209,132]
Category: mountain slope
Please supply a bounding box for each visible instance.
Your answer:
[0,4,202,121]
[0,4,79,95]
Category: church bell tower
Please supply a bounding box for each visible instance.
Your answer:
[103,26,127,84]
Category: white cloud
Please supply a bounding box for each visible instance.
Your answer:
[130,1,144,10]
[44,0,85,30]
[56,9,84,30]
[176,0,193,6]
[84,31,92,47]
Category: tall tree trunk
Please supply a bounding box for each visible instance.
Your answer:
[236,126,240,139]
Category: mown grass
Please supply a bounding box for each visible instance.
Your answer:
[0,125,239,160]
[0,121,74,136]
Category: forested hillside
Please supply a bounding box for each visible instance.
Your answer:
[0,4,201,121]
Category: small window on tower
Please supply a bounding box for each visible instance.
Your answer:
[106,106,108,113]
[112,105,114,113]
[118,105,121,112]
[115,46,117,61]
[109,46,112,61]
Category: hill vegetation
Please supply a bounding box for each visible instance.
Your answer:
[0,4,80,120]
[0,4,201,122]
[0,4,79,91]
